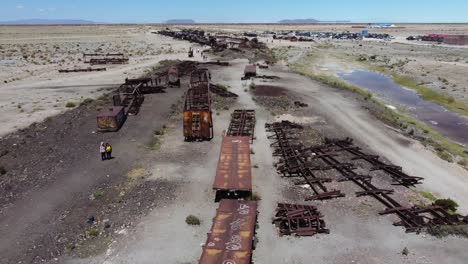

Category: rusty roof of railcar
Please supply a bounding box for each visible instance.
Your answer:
[244,64,256,74]
[184,85,211,111]
[199,199,257,264]
[97,106,124,117]
[213,135,252,192]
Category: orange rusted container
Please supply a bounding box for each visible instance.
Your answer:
[96,106,126,132]
[167,66,180,87]
[213,135,252,201]
[199,199,258,264]
[183,110,213,140]
[183,85,213,141]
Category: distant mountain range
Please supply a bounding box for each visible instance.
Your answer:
[278,18,351,24]
[164,19,196,24]
[0,19,97,25]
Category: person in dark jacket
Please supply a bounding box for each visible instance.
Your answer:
[105,143,112,159]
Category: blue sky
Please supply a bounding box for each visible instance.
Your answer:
[2,0,468,23]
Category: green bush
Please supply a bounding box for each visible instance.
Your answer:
[437,151,453,163]
[93,191,104,200]
[65,102,76,108]
[250,193,261,201]
[153,129,164,136]
[458,159,468,167]
[186,215,201,225]
[88,228,100,237]
[434,198,459,212]
[428,225,468,238]
[81,98,94,106]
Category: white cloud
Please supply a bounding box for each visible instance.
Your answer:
[16,4,24,9]
[36,7,57,12]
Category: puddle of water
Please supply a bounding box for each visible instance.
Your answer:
[337,70,468,146]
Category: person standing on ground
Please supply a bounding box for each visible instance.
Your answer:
[105,143,112,160]
[100,142,106,161]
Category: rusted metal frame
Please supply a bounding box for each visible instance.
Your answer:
[184,87,210,111]
[58,68,106,73]
[313,148,428,231]
[227,110,256,142]
[273,203,329,236]
[332,140,424,186]
[266,122,344,200]
[119,84,144,115]
[320,138,467,231]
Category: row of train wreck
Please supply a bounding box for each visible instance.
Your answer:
[96,60,235,133]
[199,108,258,264]
[157,28,267,52]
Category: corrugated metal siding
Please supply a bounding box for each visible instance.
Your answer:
[213,135,252,191]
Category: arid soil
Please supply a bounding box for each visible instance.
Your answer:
[1,25,468,264]
[0,25,191,136]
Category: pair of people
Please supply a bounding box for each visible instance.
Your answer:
[100,142,112,160]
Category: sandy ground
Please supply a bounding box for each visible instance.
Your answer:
[0,26,194,136]
[1,25,468,264]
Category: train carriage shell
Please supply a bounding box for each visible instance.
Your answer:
[183,85,213,140]
[213,135,252,192]
[167,66,180,85]
[244,65,256,78]
[199,200,257,264]
[183,110,213,139]
[96,106,126,132]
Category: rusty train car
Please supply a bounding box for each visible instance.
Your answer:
[167,66,181,87]
[199,199,258,264]
[183,68,213,141]
[190,68,211,88]
[243,64,257,79]
[213,134,252,201]
[96,106,126,132]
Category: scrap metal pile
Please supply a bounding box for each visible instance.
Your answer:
[273,31,392,41]
[273,203,329,236]
[266,121,468,233]
[158,29,226,51]
[83,53,129,65]
[226,110,256,143]
[58,68,106,73]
